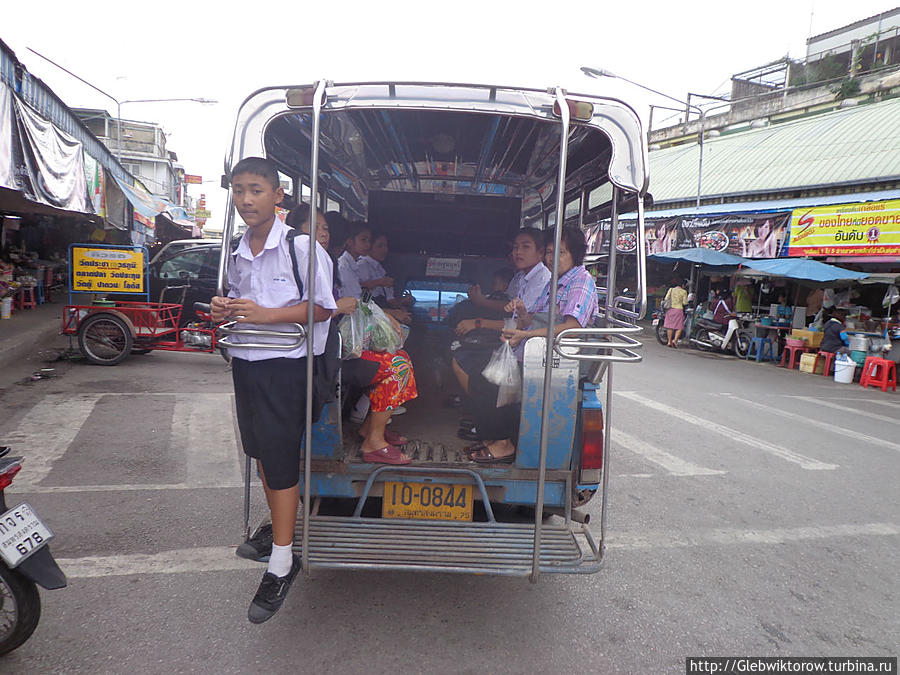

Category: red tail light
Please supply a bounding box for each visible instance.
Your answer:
[581,408,604,471]
[0,464,21,490]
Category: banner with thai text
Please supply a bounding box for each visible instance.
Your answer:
[787,200,900,256]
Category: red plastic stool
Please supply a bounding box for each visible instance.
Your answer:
[17,287,37,310]
[814,350,836,377]
[859,357,897,392]
[779,344,808,369]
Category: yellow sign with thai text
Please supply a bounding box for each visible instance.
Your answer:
[788,199,900,256]
[70,246,145,293]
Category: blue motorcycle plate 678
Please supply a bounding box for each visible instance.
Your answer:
[0,502,54,568]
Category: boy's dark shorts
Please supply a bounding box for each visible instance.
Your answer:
[232,357,307,490]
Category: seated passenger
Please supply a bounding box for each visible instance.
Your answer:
[339,222,411,324]
[468,226,599,464]
[452,228,550,397]
[357,231,411,309]
[328,221,418,465]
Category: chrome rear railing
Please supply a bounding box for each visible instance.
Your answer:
[216,321,307,351]
[554,326,643,364]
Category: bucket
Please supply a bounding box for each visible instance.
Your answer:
[850,350,868,366]
[834,358,856,384]
[0,297,11,319]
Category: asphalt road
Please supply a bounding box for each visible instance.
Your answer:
[0,330,897,674]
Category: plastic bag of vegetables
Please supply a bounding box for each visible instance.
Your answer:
[339,301,402,358]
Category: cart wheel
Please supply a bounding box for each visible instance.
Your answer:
[78,314,133,366]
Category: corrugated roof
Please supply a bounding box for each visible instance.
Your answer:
[647,97,900,204]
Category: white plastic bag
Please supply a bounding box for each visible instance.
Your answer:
[338,301,402,358]
[482,341,522,406]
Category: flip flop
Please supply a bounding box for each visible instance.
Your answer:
[463,442,488,458]
[361,445,411,465]
[469,447,515,464]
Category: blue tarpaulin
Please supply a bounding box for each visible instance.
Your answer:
[737,258,869,283]
[648,249,749,266]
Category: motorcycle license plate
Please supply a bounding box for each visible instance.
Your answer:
[651,318,659,326]
[0,502,54,568]
[382,481,474,521]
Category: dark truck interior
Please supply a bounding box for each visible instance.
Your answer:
[262,105,621,467]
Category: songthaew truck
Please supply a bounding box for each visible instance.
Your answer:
[217,80,649,581]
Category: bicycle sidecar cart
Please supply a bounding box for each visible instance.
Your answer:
[62,243,223,365]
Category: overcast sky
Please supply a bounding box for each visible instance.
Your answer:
[4,0,897,229]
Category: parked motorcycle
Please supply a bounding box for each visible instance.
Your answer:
[0,447,66,656]
[689,314,752,358]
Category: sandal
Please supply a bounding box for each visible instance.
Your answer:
[463,442,487,459]
[469,447,515,464]
[361,445,411,465]
[359,429,408,446]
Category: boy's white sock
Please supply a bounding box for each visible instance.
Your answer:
[267,542,294,577]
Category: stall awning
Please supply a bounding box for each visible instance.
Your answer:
[649,248,748,266]
[736,258,869,283]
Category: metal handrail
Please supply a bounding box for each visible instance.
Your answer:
[554,326,643,363]
[216,321,306,350]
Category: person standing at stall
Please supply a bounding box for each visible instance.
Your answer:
[663,278,689,348]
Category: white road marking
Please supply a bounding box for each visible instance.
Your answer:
[790,396,900,426]
[607,522,900,549]
[5,394,100,488]
[616,391,837,470]
[726,394,900,454]
[57,546,257,578]
[55,522,900,578]
[7,483,243,494]
[612,428,726,476]
[173,393,241,486]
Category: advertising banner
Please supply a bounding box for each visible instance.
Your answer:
[787,200,900,256]
[83,151,106,218]
[184,174,202,184]
[69,245,146,294]
[588,212,790,258]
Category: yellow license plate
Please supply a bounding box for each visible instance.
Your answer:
[382,481,474,521]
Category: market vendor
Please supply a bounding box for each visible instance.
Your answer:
[820,308,850,354]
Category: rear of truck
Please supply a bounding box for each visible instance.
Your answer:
[219,81,648,579]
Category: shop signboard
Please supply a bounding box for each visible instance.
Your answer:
[588,212,790,258]
[787,199,900,257]
[184,174,203,184]
[69,244,147,296]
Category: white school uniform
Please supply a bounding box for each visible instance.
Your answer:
[337,250,363,300]
[226,217,337,361]
[356,255,394,301]
[507,262,551,312]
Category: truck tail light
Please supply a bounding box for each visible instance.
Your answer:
[581,408,604,471]
[0,463,21,490]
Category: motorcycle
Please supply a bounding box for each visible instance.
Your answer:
[653,306,694,347]
[0,447,66,656]
[688,313,752,358]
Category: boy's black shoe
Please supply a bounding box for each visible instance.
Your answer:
[248,554,301,624]
[236,522,273,562]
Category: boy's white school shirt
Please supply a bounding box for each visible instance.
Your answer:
[356,255,394,300]
[227,217,337,361]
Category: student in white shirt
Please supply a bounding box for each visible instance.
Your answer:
[210,157,336,625]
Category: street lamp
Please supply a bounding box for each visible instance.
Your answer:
[581,66,706,210]
[26,48,216,161]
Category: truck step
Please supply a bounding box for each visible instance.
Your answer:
[292,516,601,576]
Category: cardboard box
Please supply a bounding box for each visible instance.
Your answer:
[799,352,824,374]
[791,329,823,348]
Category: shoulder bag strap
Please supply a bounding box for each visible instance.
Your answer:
[285,229,305,298]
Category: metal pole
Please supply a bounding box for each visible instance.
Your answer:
[599,186,620,556]
[531,86,570,583]
[116,102,122,161]
[695,110,705,210]
[301,80,327,575]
